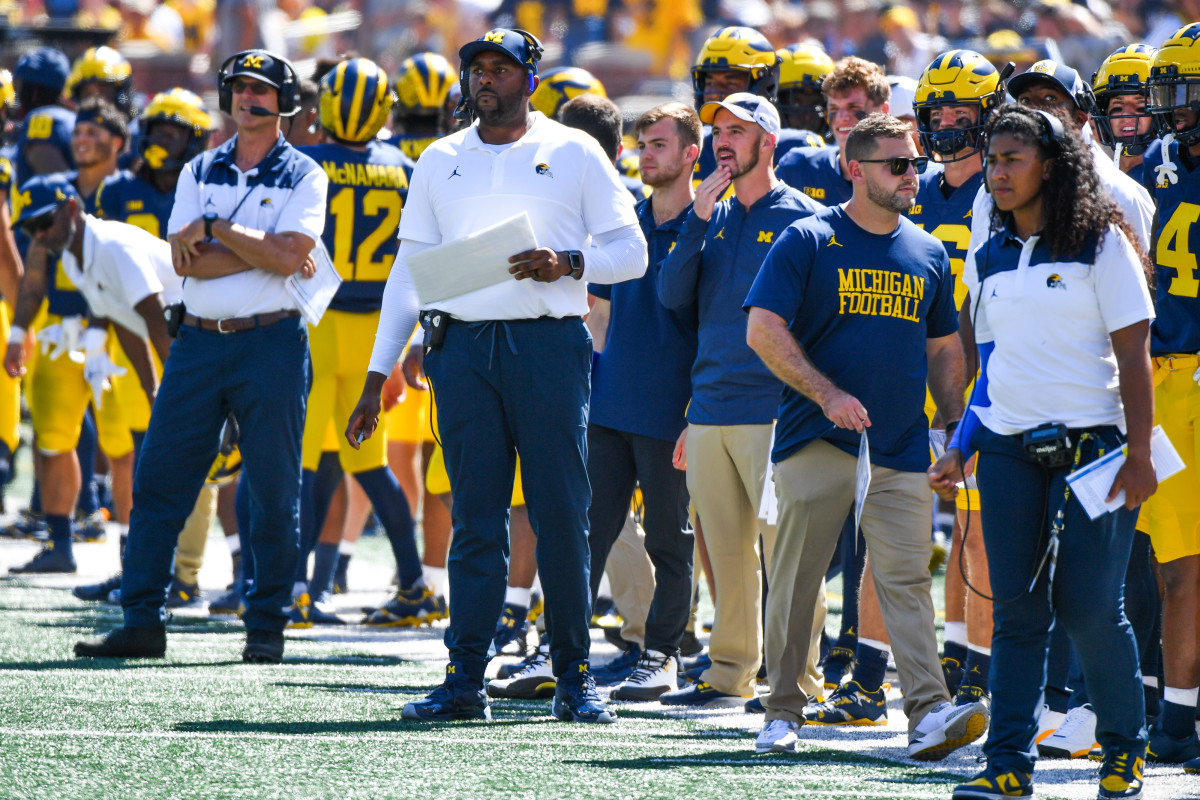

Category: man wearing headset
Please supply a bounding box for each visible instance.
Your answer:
[348,28,646,724]
[75,49,328,664]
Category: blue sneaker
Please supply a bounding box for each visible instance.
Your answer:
[10,543,76,574]
[745,696,764,713]
[364,584,448,627]
[592,644,642,686]
[951,767,1033,799]
[659,681,749,709]
[491,602,529,656]
[942,656,965,695]
[681,653,712,682]
[74,572,122,602]
[2,510,45,540]
[164,577,203,609]
[402,663,491,721]
[804,680,887,726]
[1147,723,1200,763]
[822,646,854,691]
[1098,748,1145,799]
[1184,754,1200,774]
[209,585,242,615]
[552,660,616,724]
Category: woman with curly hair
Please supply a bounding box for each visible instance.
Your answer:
[928,103,1156,800]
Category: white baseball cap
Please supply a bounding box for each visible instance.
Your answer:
[699,92,781,136]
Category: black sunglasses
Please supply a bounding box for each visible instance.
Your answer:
[18,211,56,238]
[857,156,929,175]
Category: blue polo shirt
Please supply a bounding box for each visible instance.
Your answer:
[589,197,697,442]
[658,182,822,426]
[1141,137,1200,355]
[776,144,851,207]
[744,205,958,470]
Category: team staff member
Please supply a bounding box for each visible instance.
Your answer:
[349,28,646,724]
[294,58,430,628]
[656,93,822,709]
[748,113,976,761]
[1139,23,1200,767]
[930,104,1154,800]
[776,57,891,207]
[74,49,328,663]
[580,101,701,702]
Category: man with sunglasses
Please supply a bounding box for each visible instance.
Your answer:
[747,113,976,760]
[656,93,821,709]
[74,49,327,663]
[776,57,891,207]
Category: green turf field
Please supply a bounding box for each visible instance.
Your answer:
[0,446,1189,799]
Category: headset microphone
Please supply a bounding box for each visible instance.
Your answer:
[248,107,281,117]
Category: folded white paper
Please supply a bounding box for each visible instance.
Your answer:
[407,212,538,305]
[758,425,778,525]
[854,431,871,534]
[1066,425,1186,520]
[287,242,342,327]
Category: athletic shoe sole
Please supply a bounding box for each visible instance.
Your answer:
[611,684,672,702]
[551,698,616,724]
[806,716,887,726]
[1038,742,1096,759]
[401,702,492,721]
[909,705,988,761]
[486,678,556,700]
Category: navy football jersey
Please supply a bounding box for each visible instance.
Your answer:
[299,140,414,313]
[95,169,175,240]
[15,106,75,188]
[1143,138,1200,355]
[387,132,443,162]
[775,144,851,206]
[906,167,983,310]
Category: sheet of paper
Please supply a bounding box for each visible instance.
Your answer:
[758,425,777,525]
[407,212,538,305]
[1066,425,1186,520]
[854,431,871,535]
[286,242,342,326]
[929,428,978,491]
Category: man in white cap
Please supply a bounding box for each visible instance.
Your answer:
[656,92,822,708]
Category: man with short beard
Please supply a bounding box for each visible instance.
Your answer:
[657,93,821,709]
[349,28,646,724]
[746,113,977,761]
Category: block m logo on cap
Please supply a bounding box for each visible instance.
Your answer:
[242,54,264,69]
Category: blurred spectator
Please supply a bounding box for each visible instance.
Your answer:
[118,0,185,53]
[165,0,217,54]
[881,4,947,78]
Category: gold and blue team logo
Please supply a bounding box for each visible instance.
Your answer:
[535,163,553,178]
[1046,273,1066,290]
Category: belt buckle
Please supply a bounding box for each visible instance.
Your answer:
[216,318,235,334]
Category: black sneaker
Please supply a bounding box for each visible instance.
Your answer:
[75,625,166,658]
[402,663,490,721]
[942,656,965,696]
[208,585,242,615]
[242,630,284,663]
[74,573,123,602]
[164,577,203,609]
[10,543,76,574]
[678,630,704,658]
[553,660,616,724]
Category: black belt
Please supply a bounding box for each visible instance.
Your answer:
[183,310,300,334]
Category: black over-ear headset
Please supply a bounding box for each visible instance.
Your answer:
[455,29,544,122]
[218,50,302,118]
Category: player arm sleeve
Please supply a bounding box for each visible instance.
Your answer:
[581,223,646,285]
[367,239,426,376]
[656,210,707,310]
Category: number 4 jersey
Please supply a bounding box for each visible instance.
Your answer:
[1143,138,1200,356]
[299,140,413,313]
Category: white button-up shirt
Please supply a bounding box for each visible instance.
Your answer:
[167,133,327,319]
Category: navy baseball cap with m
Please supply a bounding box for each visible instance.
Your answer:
[223,50,292,89]
[11,173,76,230]
[14,47,71,93]
[459,29,541,77]
[1007,59,1092,111]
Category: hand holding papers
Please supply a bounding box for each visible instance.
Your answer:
[1066,425,1184,520]
[408,212,538,305]
[287,242,342,326]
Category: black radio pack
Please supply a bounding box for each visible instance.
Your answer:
[1022,422,1074,469]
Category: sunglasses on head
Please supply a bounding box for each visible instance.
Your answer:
[857,156,929,175]
[18,210,57,238]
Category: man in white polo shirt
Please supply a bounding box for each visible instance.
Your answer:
[75,49,327,664]
[347,28,647,724]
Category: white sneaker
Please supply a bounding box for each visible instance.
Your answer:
[907,700,988,761]
[756,718,802,754]
[1037,704,1097,759]
[611,649,677,701]
[1035,703,1066,744]
[485,645,555,699]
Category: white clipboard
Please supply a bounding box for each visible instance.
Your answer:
[1065,425,1185,520]
[407,212,537,305]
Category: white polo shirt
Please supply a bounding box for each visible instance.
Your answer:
[965,222,1154,434]
[61,215,175,339]
[399,111,640,321]
[167,133,327,319]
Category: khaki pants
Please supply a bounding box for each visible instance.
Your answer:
[686,423,775,697]
[172,486,218,586]
[606,511,655,648]
[764,439,948,731]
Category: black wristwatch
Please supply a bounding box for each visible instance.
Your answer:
[565,250,584,280]
[203,212,218,240]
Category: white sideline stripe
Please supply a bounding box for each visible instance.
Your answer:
[0,728,735,750]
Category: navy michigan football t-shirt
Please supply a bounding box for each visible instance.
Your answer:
[744,204,958,471]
